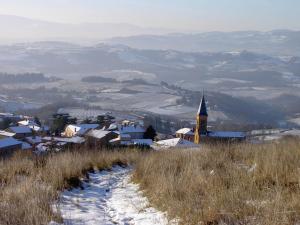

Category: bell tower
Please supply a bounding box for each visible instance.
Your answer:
[194,94,208,144]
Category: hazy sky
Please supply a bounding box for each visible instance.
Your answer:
[0,0,299,31]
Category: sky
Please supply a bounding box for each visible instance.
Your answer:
[0,0,299,31]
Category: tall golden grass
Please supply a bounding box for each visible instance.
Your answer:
[0,149,141,225]
[133,137,300,225]
[1,138,300,225]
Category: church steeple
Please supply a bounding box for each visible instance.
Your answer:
[194,93,208,144]
[197,94,208,117]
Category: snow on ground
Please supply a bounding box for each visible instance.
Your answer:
[249,129,300,143]
[58,166,175,225]
[289,117,300,126]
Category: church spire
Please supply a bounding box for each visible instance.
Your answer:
[197,93,208,116]
[194,92,208,144]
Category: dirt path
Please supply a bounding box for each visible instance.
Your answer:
[57,166,174,225]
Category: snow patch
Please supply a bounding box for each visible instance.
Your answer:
[58,166,176,225]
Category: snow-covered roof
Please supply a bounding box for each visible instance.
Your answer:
[107,123,118,131]
[0,130,16,137]
[176,128,194,135]
[119,125,145,134]
[29,125,41,131]
[8,126,32,134]
[0,137,22,149]
[132,139,153,146]
[18,120,38,127]
[43,136,85,144]
[66,124,99,135]
[208,131,246,138]
[109,137,120,143]
[155,138,197,149]
[16,120,49,132]
[86,130,112,139]
[26,136,43,144]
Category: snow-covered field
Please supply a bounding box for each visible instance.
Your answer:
[289,117,300,126]
[56,166,175,225]
[249,129,300,143]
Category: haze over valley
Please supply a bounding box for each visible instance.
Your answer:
[0,36,300,129]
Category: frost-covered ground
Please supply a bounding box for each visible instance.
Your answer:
[57,166,175,225]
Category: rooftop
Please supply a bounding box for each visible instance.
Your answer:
[43,136,85,144]
[0,137,22,149]
[8,126,32,134]
[0,130,16,137]
[208,131,246,138]
[86,130,112,139]
[155,138,198,149]
[176,128,194,135]
[66,124,99,135]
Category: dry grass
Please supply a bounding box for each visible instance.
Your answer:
[133,138,300,225]
[0,149,141,225]
[1,138,300,225]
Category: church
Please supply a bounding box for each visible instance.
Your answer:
[176,94,246,144]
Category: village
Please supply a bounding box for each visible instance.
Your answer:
[1,93,300,156]
[0,94,226,154]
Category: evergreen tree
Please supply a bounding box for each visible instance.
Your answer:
[51,113,77,136]
[34,116,42,126]
[143,125,157,141]
[82,118,93,124]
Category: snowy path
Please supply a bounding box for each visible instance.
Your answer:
[58,166,174,225]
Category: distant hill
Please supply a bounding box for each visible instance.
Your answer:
[1,42,298,88]
[106,30,300,56]
[0,72,59,83]
[0,15,173,44]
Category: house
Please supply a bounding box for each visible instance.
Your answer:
[155,138,197,149]
[85,130,119,147]
[18,119,50,135]
[119,124,145,139]
[175,128,195,142]
[63,124,99,137]
[18,119,38,127]
[6,126,33,139]
[0,137,22,156]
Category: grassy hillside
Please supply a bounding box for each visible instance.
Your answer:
[0,149,141,225]
[1,139,300,224]
[134,138,300,225]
